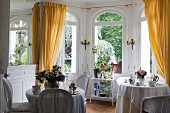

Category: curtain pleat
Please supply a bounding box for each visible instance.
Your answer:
[32,3,40,65]
[143,0,170,85]
[32,2,67,73]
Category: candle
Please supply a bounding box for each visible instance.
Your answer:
[88,36,90,42]
[81,36,84,42]
[133,34,135,41]
[126,35,128,42]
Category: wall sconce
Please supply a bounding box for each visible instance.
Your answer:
[81,37,90,50]
[126,35,135,50]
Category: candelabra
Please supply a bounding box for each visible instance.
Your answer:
[127,38,135,50]
[81,40,90,50]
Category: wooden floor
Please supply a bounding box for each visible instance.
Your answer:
[86,100,116,113]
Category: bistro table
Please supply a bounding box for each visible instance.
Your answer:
[115,78,170,113]
[26,85,85,113]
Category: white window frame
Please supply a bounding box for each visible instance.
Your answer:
[138,7,157,75]
[92,9,127,76]
[60,11,79,73]
[9,17,31,66]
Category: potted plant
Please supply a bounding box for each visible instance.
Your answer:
[92,45,113,78]
[93,61,101,78]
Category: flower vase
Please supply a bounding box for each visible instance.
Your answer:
[104,72,110,79]
[111,71,115,79]
[44,81,59,89]
[138,78,145,85]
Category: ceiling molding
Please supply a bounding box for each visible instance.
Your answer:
[10,0,141,12]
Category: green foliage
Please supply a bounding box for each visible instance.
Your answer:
[92,45,113,72]
[96,12,122,22]
[92,45,112,69]
[21,52,27,64]
[64,25,72,59]
[64,64,71,72]
[9,30,28,66]
[96,12,123,62]
[104,64,112,72]
[92,46,98,54]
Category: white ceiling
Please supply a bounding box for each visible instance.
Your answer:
[11,0,35,11]
[10,0,135,11]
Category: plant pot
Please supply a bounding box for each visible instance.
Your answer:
[93,68,100,78]
[100,93,106,97]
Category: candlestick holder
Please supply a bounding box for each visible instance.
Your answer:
[81,40,90,50]
[127,38,135,50]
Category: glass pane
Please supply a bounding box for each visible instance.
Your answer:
[64,25,77,73]
[66,12,77,22]
[94,25,122,74]
[95,12,122,22]
[141,21,150,74]
[9,30,28,66]
[10,19,27,28]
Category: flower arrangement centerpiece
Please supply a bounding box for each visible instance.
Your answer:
[135,68,147,84]
[35,65,65,89]
[135,68,147,79]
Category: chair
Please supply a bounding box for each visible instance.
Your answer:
[66,73,78,85]
[76,74,89,112]
[2,78,31,113]
[140,95,170,113]
[76,74,89,96]
[38,89,73,113]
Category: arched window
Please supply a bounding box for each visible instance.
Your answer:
[63,12,78,73]
[94,11,123,74]
[139,9,157,75]
[66,12,77,22]
[9,19,29,66]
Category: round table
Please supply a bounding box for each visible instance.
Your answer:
[26,86,85,113]
[115,81,170,113]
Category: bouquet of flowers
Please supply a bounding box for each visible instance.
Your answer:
[36,65,65,85]
[135,68,147,79]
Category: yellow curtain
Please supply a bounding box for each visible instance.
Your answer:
[32,2,67,72]
[32,3,40,65]
[143,0,170,85]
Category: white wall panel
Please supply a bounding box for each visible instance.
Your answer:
[7,65,36,102]
[11,82,23,102]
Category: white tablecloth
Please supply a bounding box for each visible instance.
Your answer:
[115,77,170,113]
[26,86,85,113]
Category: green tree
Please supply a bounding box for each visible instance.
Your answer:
[10,30,28,66]
[96,12,122,62]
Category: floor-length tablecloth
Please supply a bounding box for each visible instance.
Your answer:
[26,86,85,113]
[115,81,170,113]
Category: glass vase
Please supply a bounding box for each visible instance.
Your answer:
[44,81,59,89]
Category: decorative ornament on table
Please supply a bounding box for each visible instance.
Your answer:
[129,77,135,84]
[35,65,65,89]
[152,74,159,83]
[135,68,147,85]
[69,82,77,94]
[148,74,159,87]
